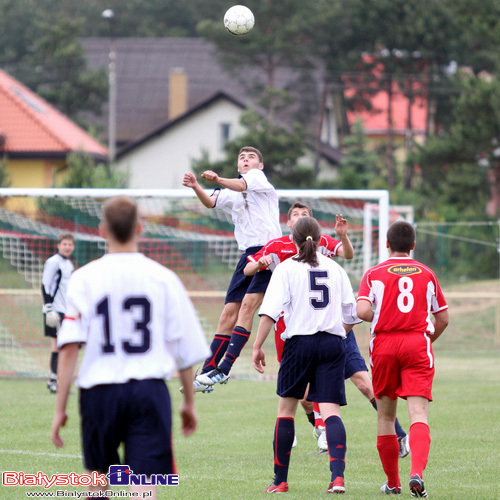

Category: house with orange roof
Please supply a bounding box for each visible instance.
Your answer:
[0,68,108,188]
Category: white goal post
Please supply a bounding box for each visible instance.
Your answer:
[0,187,394,378]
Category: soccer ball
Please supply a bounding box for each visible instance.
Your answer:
[223,5,255,36]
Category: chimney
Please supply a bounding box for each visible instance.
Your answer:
[169,68,188,120]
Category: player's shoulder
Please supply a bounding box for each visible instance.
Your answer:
[265,235,292,249]
[318,252,342,269]
[45,253,61,265]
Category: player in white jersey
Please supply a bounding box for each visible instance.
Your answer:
[182,146,281,392]
[357,220,449,497]
[252,217,361,494]
[41,233,75,393]
[51,196,210,500]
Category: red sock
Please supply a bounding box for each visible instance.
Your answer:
[377,434,400,489]
[409,422,431,477]
[313,402,324,428]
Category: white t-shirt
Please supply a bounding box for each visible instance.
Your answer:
[259,252,361,340]
[58,252,210,389]
[214,168,281,250]
[41,253,75,313]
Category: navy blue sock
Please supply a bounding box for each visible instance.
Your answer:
[395,418,406,440]
[202,335,230,373]
[273,417,294,484]
[218,326,250,375]
[325,415,346,480]
[306,411,315,427]
[371,398,406,439]
[50,352,58,375]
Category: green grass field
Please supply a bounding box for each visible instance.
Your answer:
[1,352,499,500]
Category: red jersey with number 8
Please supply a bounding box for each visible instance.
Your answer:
[357,256,448,336]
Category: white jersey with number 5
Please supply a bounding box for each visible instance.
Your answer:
[57,252,210,389]
[357,256,448,336]
[258,252,360,340]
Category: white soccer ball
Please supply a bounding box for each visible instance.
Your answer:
[223,5,255,36]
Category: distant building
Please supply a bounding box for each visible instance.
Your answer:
[0,68,107,188]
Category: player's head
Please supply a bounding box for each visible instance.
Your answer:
[237,146,264,174]
[292,216,321,267]
[387,220,416,253]
[57,233,75,258]
[287,202,313,228]
[102,196,140,244]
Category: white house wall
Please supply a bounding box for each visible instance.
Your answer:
[115,99,245,189]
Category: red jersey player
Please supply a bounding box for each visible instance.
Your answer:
[357,220,449,497]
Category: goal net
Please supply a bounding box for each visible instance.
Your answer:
[0,187,399,379]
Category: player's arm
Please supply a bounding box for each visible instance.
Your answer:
[178,366,198,436]
[182,172,217,208]
[244,255,273,276]
[356,298,374,322]
[430,309,449,343]
[201,170,247,192]
[41,259,62,328]
[334,215,354,260]
[51,342,79,448]
[252,314,275,374]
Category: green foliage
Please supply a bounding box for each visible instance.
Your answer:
[20,17,107,126]
[62,151,128,189]
[0,156,11,187]
[336,120,384,190]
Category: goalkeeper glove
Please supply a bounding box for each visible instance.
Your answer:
[43,304,61,329]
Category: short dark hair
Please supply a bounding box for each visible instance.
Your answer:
[103,196,138,244]
[239,146,263,163]
[58,233,74,244]
[387,220,415,253]
[292,216,321,267]
[287,202,313,219]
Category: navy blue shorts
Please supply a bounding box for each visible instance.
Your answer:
[344,329,368,379]
[79,379,173,475]
[225,246,272,303]
[43,312,65,338]
[278,332,347,405]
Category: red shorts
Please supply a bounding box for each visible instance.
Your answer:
[275,316,286,362]
[370,332,435,401]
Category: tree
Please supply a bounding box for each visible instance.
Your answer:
[61,152,128,188]
[345,0,461,190]
[412,71,499,219]
[20,17,107,128]
[336,120,384,190]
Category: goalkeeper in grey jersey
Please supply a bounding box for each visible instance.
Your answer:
[41,233,75,393]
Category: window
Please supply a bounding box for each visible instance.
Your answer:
[219,123,231,150]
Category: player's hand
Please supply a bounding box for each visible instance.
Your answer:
[201,170,219,183]
[42,303,54,314]
[43,304,61,329]
[182,172,198,188]
[252,347,266,374]
[258,255,272,268]
[179,402,197,437]
[335,214,348,236]
[51,410,68,448]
